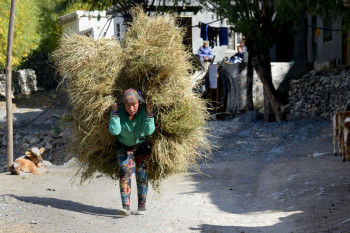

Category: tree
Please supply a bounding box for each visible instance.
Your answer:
[0,0,91,69]
[198,0,345,122]
[35,0,91,54]
[0,0,41,69]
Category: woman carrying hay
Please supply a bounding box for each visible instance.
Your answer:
[109,88,155,216]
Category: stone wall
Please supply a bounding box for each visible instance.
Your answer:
[288,69,350,120]
[0,69,38,97]
[0,53,59,98]
[219,63,349,120]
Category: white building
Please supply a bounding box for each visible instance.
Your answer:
[58,11,115,40]
[58,8,242,62]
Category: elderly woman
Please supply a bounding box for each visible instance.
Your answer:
[198,41,213,71]
[109,88,155,216]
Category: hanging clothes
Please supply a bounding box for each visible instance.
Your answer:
[219,27,229,46]
[208,26,220,48]
[200,23,208,41]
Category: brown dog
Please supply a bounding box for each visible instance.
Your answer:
[10,147,45,175]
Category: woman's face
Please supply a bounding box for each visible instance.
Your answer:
[125,101,139,116]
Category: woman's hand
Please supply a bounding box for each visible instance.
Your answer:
[146,103,153,115]
[111,103,118,112]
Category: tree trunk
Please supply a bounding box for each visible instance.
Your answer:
[246,54,254,111]
[263,89,276,122]
[252,54,286,122]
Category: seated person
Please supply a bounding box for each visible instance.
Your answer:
[230,45,244,63]
[198,41,213,70]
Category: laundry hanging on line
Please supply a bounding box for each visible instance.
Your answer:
[200,23,208,41]
[219,27,228,46]
[200,22,229,48]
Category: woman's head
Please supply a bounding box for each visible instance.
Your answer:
[122,88,144,116]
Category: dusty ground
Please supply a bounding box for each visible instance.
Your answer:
[1,93,350,233]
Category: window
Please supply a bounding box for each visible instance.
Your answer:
[116,23,121,40]
[323,19,332,42]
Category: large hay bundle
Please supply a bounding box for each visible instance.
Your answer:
[52,7,211,188]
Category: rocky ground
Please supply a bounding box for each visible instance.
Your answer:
[1,92,350,233]
[0,91,74,170]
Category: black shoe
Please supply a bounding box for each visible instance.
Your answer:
[136,206,146,215]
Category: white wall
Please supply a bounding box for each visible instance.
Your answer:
[59,11,115,40]
[191,10,237,62]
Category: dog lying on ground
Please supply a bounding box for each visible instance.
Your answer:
[10,147,45,175]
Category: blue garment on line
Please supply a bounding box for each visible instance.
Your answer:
[200,23,208,41]
[219,27,229,46]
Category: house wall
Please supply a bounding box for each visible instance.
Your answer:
[293,18,308,63]
[191,10,237,62]
[62,20,80,35]
[315,17,342,70]
[305,16,315,64]
[59,11,115,40]
[112,15,127,41]
[305,15,343,70]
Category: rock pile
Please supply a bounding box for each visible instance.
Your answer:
[0,53,59,98]
[0,116,75,171]
[0,69,38,97]
[288,69,350,120]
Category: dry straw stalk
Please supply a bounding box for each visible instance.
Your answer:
[52,6,212,189]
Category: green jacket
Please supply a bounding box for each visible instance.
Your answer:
[109,104,155,147]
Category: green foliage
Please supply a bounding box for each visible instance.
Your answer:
[305,0,344,20]
[0,0,41,69]
[36,1,62,54]
[35,0,91,54]
[0,0,91,69]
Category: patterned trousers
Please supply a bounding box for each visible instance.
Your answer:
[117,141,151,209]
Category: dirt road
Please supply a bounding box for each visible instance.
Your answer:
[1,97,350,233]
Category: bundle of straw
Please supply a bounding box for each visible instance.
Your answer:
[52,6,211,188]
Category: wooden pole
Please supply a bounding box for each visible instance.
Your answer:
[6,0,17,171]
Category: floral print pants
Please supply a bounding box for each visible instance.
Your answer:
[117,142,151,209]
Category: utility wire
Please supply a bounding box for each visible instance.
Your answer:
[14,92,65,129]
[190,18,226,28]
[97,14,126,39]
[308,24,341,31]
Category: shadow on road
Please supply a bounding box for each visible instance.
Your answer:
[14,196,120,218]
[184,117,350,232]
